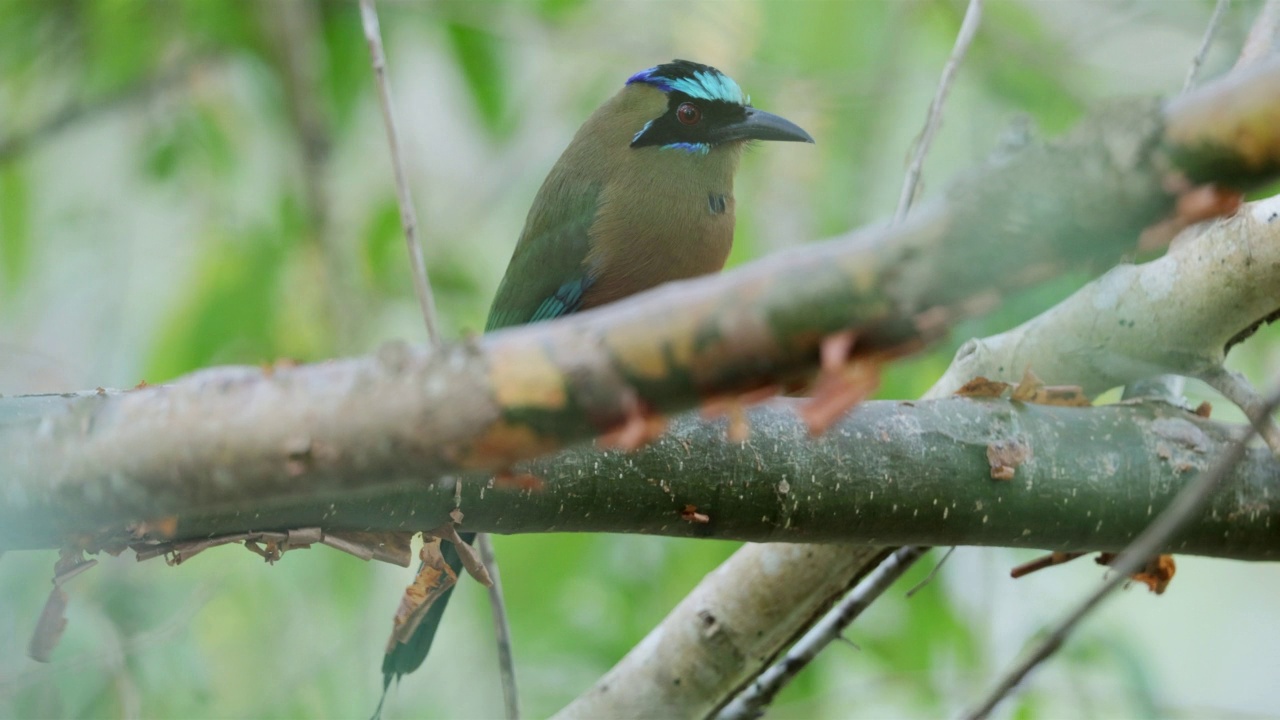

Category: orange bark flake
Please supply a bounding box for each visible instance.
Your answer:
[701,385,782,443]
[137,516,179,539]
[681,504,710,524]
[455,420,562,470]
[597,394,668,451]
[493,471,546,492]
[986,438,1031,481]
[1139,181,1244,251]
[800,331,882,436]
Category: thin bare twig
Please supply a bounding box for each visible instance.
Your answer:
[906,545,955,598]
[1199,367,1280,457]
[715,547,928,720]
[358,0,443,345]
[962,385,1280,720]
[894,0,983,222]
[1183,0,1232,92]
[477,533,520,720]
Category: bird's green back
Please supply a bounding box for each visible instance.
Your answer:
[484,176,602,331]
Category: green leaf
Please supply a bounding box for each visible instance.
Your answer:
[954,0,1086,132]
[361,198,406,294]
[536,0,589,23]
[177,0,257,51]
[444,21,511,138]
[0,162,30,295]
[859,550,980,712]
[145,226,288,382]
[82,0,162,94]
[320,0,369,132]
[140,103,236,180]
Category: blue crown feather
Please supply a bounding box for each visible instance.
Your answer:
[626,59,747,105]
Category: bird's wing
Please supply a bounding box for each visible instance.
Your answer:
[485,181,602,331]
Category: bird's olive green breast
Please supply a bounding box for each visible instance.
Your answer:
[579,85,744,308]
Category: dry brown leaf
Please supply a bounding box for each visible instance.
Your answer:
[1010,368,1090,406]
[1010,368,1045,402]
[27,585,67,663]
[245,538,282,563]
[955,376,1012,398]
[1012,551,1175,594]
[427,524,492,587]
[1033,385,1092,407]
[29,548,97,663]
[325,531,413,567]
[1097,552,1176,594]
[386,539,458,652]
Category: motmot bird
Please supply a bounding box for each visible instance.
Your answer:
[381,58,813,695]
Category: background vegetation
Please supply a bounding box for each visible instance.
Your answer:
[1,0,1277,717]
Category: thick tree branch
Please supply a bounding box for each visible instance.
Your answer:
[4,398,1278,560]
[930,196,1280,398]
[5,61,1280,552]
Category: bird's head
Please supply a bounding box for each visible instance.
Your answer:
[622,59,814,156]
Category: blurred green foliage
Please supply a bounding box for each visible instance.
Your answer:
[0,0,1274,718]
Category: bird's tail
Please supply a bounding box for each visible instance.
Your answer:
[374,531,476,718]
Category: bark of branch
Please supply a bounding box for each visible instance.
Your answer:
[929,197,1280,398]
[4,398,1278,560]
[6,60,1280,553]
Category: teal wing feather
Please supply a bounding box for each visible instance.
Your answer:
[485,181,602,331]
[377,181,604,717]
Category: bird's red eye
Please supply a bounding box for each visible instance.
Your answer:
[676,102,701,125]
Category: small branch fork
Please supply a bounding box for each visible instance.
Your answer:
[963,384,1280,720]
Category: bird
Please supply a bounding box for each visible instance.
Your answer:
[379,58,813,708]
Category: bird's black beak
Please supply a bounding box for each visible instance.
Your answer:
[714,107,815,144]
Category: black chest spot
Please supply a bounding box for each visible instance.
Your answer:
[707,193,728,215]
